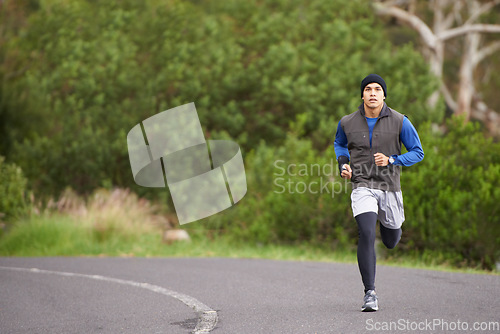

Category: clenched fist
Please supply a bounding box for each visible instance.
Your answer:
[341,164,352,179]
[374,153,389,166]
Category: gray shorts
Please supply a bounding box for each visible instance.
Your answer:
[351,187,405,229]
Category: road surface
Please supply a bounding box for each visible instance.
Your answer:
[0,257,499,333]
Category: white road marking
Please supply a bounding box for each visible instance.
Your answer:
[0,266,217,334]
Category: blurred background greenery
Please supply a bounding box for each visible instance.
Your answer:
[0,0,499,271]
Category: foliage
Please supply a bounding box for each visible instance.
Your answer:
[0,187,164,255]
[203,130,356,250]
[400,116,500,270]
[0,0,438,197]
[0,156,28,225]
[48,187,164,241]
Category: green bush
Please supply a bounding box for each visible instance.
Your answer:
[0,156,28,225]
[1,0,438,198]
[400,116,500,270]
[204,130,357,250]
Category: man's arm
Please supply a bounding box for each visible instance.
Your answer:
[334,120,351,177]
[392,117,424,166]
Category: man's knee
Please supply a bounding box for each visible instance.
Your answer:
[383,239,399,249]
[359,226,376,243]
[380,226,401,249]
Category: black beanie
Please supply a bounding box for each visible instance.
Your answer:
[361,74,387,98]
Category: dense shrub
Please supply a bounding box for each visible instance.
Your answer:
[204,129,356,250]
[0,156,28,225]
[400,117,500,270]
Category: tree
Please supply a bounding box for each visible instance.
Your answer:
[374,0,500,135]
[1,0,439,197]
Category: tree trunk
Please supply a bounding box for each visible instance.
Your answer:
[472,99,500,137]
[456,32,480,121]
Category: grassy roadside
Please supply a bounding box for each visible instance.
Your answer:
[0,213,355,261]
[0,213,496,276]
[1,188,496,275]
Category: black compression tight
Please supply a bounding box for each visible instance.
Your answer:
[355,212,402,292]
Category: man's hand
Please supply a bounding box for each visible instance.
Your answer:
[341,164,352,179]
[374,153,389,166]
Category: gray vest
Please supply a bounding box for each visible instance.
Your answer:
[340,103,404,191]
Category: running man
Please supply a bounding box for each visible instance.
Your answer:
[334,74,424,311]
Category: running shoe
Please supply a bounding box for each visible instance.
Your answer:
[362,290,378,312]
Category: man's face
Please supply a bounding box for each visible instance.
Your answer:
[362,83,385,110]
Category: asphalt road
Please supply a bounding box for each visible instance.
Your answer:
[0,257,499,333]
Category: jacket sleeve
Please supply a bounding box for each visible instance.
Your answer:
[334,120,350,173]
[393,117,424,166]
[334,120,350,161]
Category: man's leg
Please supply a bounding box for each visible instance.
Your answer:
[355,212,378,292]
[352,188,380,311]
[377,190,404,249]
[380,224,401,249]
